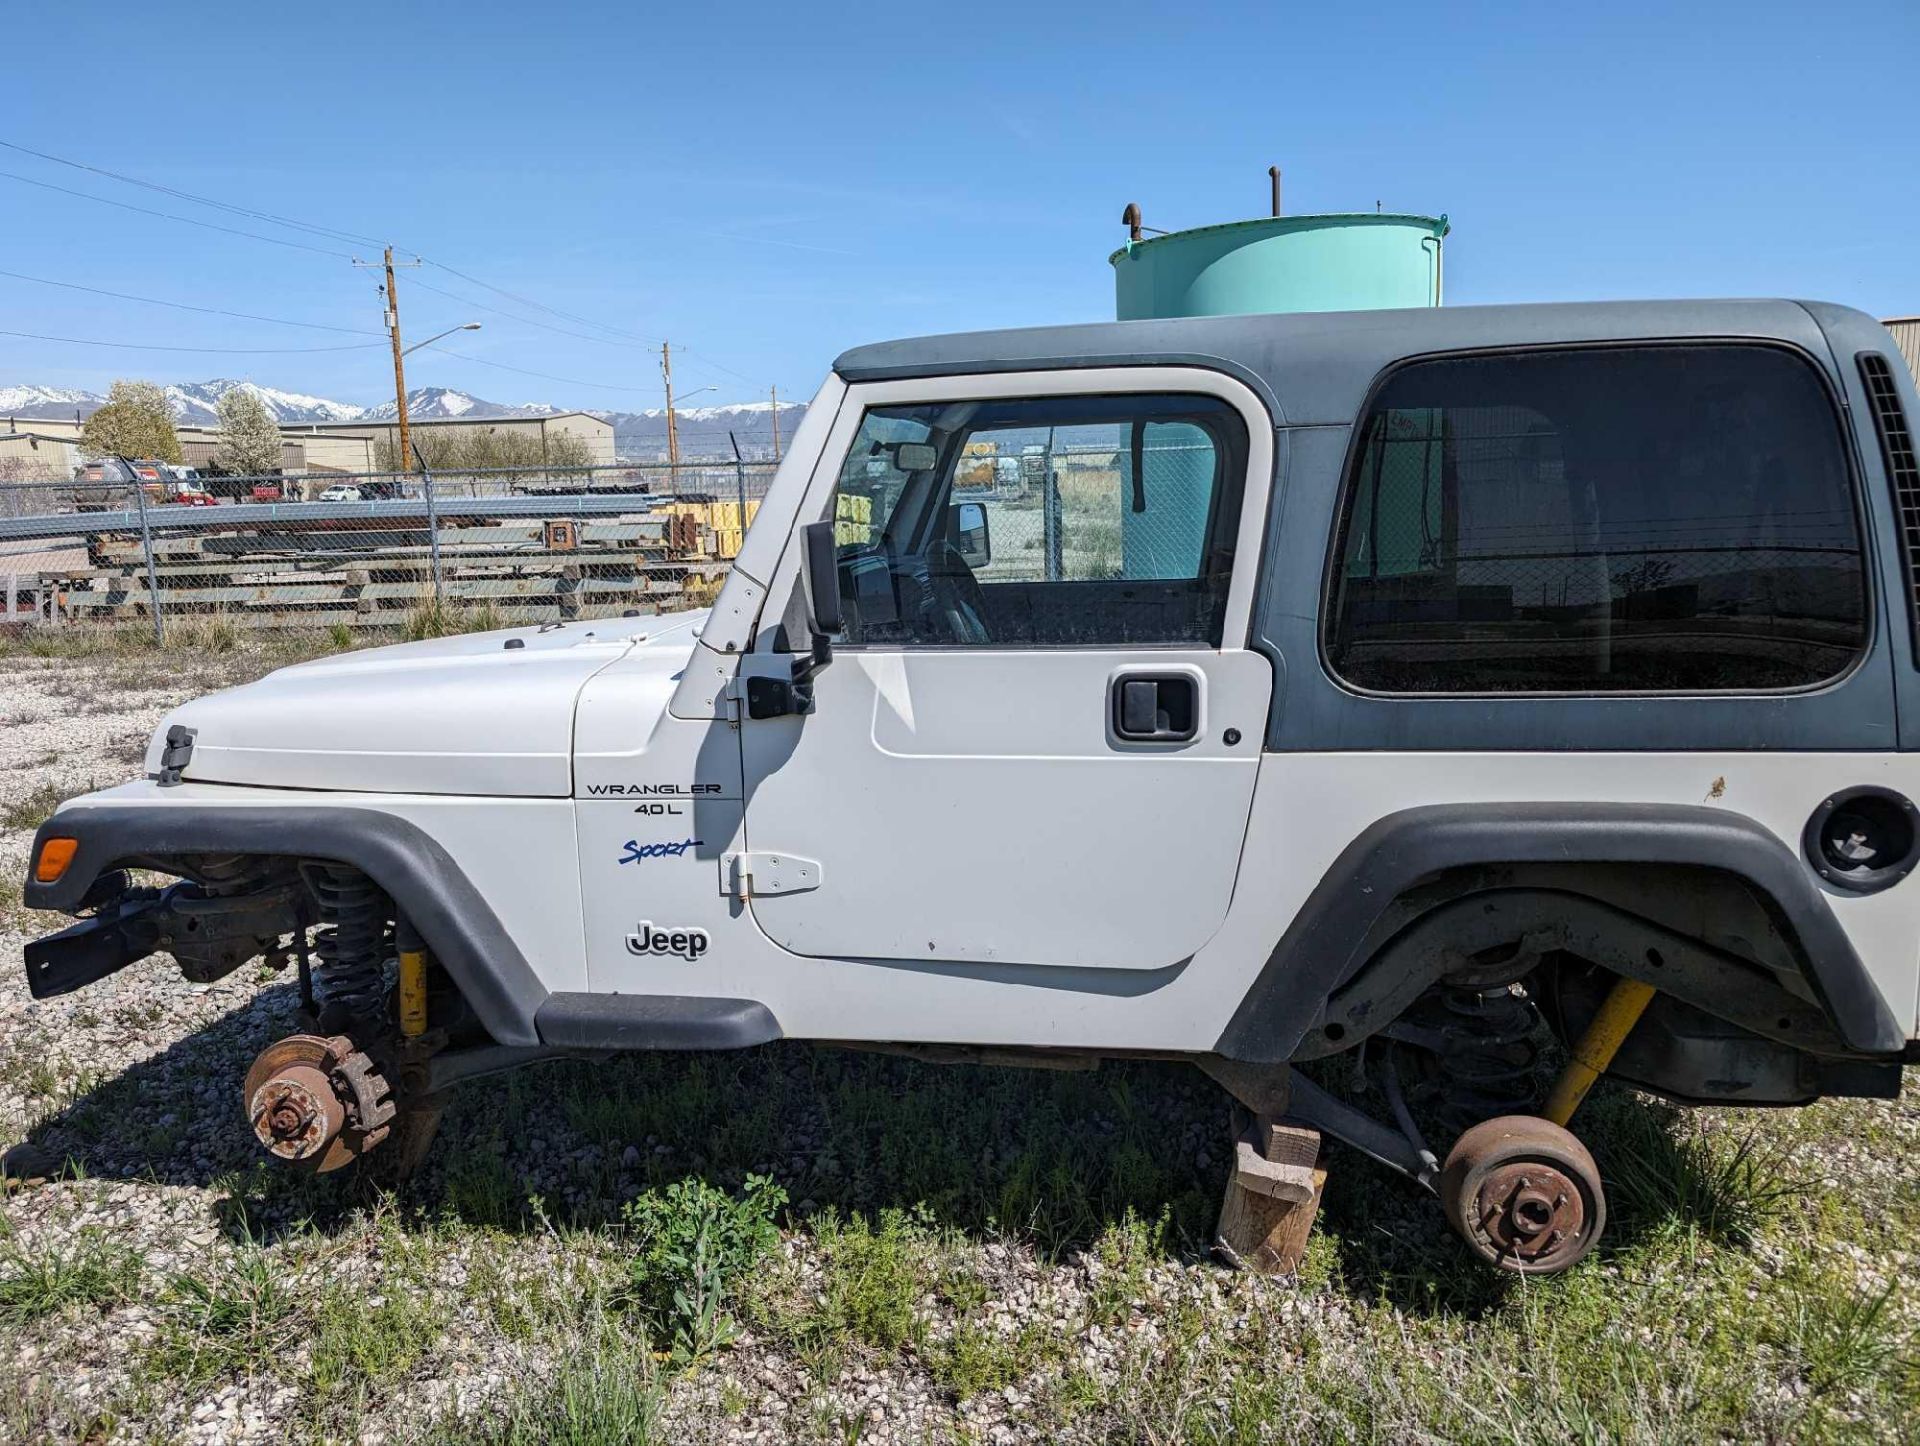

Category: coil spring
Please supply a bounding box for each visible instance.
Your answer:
[305,865,388,1026]
[1413,980,1542,1124]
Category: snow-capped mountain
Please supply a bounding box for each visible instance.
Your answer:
[2,378,808,460]
[0,379,371,425]
[162,380,369,426]
[361,387,563,422]
[598,401,809,460]
[0,383,104,419]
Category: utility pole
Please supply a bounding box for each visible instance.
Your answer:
[354,246,421,472]
[661,340,680,487]
[770,384,781,461]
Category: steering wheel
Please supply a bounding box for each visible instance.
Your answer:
[922,538,990,644]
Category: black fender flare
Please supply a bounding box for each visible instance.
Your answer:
[29,804,551,1046]
[26,803,781,1053]
[1213,803,1907,1062]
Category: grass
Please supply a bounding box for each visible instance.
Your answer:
[1598,1100,1805,1248]
[0,1230,141,1326]
[4,1007,1916,1442]
[402,600,507,641]
[0,619,363,700]
[0,779,77,832]
[147,1243,297,1386]
[1779,1270,1915,1399]
[426,1348,663,1444]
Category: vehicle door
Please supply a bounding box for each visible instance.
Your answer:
[736,367,1276,971]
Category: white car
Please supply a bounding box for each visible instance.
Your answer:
[318,484,363,503]
[22,299,1920,1275]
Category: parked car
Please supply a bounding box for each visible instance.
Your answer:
[318,484,363,502]
[164,485,218,506]
[22,299,1920,1277]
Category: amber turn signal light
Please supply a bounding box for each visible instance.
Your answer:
[34,837,78,884]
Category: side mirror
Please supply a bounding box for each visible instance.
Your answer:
[801,521,843,637]
[947,501,991,569]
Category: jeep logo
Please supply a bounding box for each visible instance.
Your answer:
[624,921,710,961]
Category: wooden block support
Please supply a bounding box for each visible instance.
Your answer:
[1214,1114,1326,1275]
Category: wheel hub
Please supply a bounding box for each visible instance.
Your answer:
[1474,1161,1587,1264]
[244,1032,396,1173]
[250,1062,343,1162]
[1440,1114,1606,1275]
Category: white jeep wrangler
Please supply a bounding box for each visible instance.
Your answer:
[23,300,1920,1274]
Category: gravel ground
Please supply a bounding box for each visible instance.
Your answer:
[2,643,1917,1445]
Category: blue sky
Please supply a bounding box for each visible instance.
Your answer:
[2,0,1916,411]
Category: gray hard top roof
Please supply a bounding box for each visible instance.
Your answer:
[835,299,1882,427]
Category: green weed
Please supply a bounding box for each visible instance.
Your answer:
[308,1283,443,1393]
[804,1207,931,1355]
[620,1173,785,1364]
[1085,1206,1166,1327]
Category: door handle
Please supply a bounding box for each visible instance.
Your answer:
[1112,673,1198,742]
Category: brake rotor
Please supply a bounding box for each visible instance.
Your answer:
[243,1033,395,1173]
[1440,1114,1606,1275]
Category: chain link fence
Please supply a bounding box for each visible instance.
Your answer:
[951,441,1222,585]
[0,459,775,642]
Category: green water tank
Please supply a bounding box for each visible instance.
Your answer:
[1110,212,1450,321]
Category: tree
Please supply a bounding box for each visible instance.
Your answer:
[213,387,283,476]
[0,454,65,518]
[374,425,594,474]
[78,380,182,464]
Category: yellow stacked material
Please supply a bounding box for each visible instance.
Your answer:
[658,498,762,528]
[657,498,765,556]
[834,491,874,548]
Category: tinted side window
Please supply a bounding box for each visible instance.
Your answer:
[831,393,1248,647]
[1324,345,1868,693]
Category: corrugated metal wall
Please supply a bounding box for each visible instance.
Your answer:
[1886,318,1920,382]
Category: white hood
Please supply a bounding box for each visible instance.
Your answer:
[148,612,708,797]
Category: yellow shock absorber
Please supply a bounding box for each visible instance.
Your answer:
[1542,975,1657,1126]
[397,947,430,1039]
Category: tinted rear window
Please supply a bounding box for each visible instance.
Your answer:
[1324,344,1868,694]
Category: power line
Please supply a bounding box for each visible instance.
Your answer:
[418,264,771,391]
[0,138,389,248]
[676,345,768,388]
[417,344,657,394]
[0,169,356,259]
[421,259,660,346]
[408,274,658,350]
[0,327,383,355]
[0,140,776,393]
[0,267,380,335]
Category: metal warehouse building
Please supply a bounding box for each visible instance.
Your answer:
[276,412,615,473]
[1886,316,1920,384]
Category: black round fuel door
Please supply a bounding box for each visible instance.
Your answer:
[1802,787,1920,894]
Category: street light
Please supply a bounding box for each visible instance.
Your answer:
[402,321,482,358]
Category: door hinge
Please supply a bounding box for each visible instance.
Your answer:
[724,671,814,720]
[722,851,822,900]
